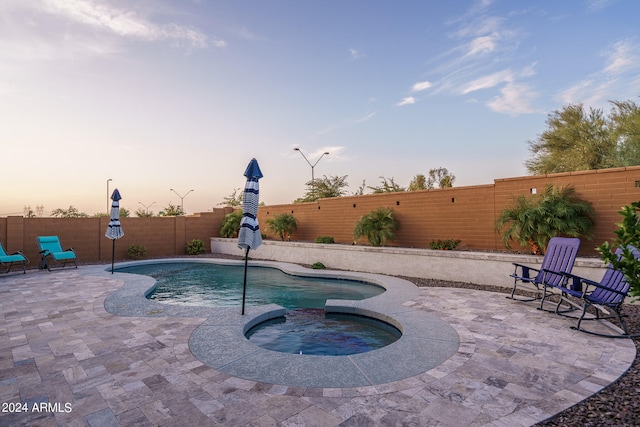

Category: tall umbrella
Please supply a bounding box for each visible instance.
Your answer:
[105,189,124,274]
[237,159,263,315]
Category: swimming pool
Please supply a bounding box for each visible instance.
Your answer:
[106,259,461,387]
[116,261,401,355]
[117,262,385,309]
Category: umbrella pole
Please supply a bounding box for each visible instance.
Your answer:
[111,240,115,274]
[241,247,250,315]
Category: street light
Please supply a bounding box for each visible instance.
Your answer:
[106,178,112,214]
[293,148,330,193]
[138,201,155,215]
[169,189,194,214]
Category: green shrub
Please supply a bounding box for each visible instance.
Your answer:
[315,236,335,244]
[220,210,242,238]
[186,239,206,255]
[266,213,298,241]
[311,262,326,269]
[353,207,399,247]
[598,201,640,297]
[429,239,461,250]
[495,184,595,254]
[127,244,147,260]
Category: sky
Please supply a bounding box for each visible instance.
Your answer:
[2,0,640,216]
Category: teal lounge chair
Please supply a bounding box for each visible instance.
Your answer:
[37,236,78,271]
[0,242,29,274]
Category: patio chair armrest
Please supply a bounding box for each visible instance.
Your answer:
[512,262,540,280]
[14,251,30,264]
[39,249,50,256]
[559,271,598,295]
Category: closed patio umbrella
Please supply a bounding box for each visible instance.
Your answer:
[237,158,263,315]
[105,189,124,274]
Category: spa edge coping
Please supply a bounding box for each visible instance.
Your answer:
[98,258,461,388]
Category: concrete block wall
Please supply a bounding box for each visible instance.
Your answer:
[258,166,640,255]
[0,208,233,265]
[494,167,640,254]
[2,167,639,262]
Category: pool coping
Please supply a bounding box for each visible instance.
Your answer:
[102,258,461,388]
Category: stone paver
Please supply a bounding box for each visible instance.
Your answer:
[0,262,635,426]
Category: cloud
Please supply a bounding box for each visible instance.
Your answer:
[456,65,539,114]
[460,69,512,94]
[314,112,376,136]
[603,39,636,74]
[558,39,640,107]
[317,146,345,160]
[411,81,432,92]
[349,48,364,60]
[487,82,537,115]
[41,0,218,48]
[354,112,376,123]
[586,0,618,12]
[466,34,497,56]
[397,96,416,106]
[231,26,265,42]
[291,146,345,162]
[421,2,536,115]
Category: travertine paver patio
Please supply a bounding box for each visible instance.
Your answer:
[0,263,635,426]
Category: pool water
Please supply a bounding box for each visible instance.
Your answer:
[246,309,401,355]
[117,262,384,309]
[118,261,399,356]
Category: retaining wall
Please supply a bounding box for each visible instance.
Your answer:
[211,238,606,289]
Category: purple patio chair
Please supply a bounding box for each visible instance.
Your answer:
[508,237,581,302]
[547,246,639,338]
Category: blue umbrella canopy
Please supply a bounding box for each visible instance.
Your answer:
[238,159,263,251]
[105,189,124,240]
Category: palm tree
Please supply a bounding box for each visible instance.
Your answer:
[495,194,541,253]
[353,207,399,247]
[266,213,298,240]
[219,210,243,238]
[496,184,595,254]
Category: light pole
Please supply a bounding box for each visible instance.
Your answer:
[138,201,155,215]
[293,148,329,194]
[169,189,194,214]
[106,178,112,214]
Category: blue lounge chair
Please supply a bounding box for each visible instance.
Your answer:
[547,247,639,338]
[37,236,78,271]
[508,237,581,302]
[0,242,29,274]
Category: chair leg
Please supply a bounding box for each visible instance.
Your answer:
[614,309,630,336]
[573,303,591,333]
[571,303,638,338]
[508,280,539,302]
[539,285,555,310]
